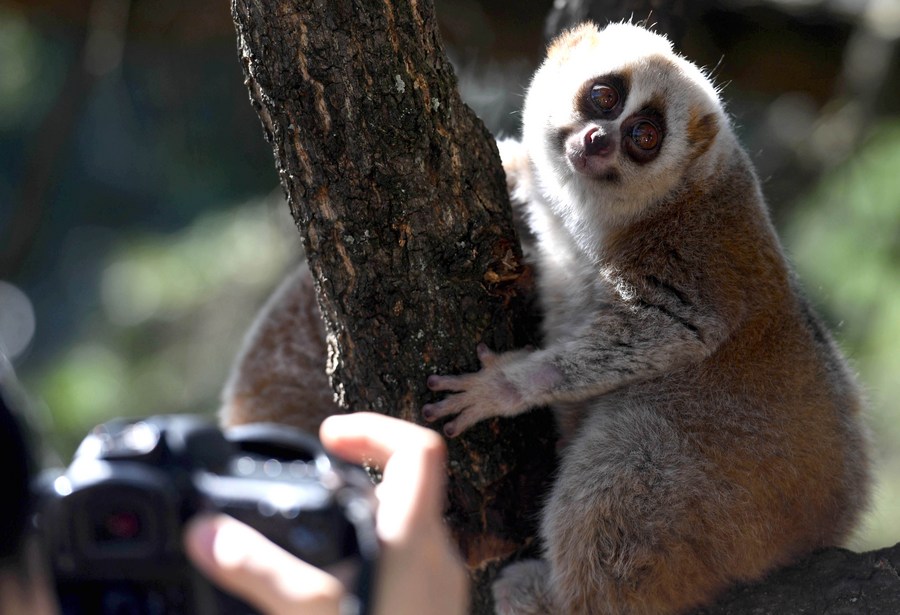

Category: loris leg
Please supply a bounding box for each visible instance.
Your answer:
[220,262,341,432]
[498,405,732,615]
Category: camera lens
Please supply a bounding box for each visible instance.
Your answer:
[96,509,143,543]
[85,500,151,553]
[75,488,159,558]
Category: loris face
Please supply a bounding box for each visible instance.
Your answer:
[523,22,729,228]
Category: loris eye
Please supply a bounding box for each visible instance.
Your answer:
[623,115,665,163]
[630,121,660,150]
[590,84,619,112]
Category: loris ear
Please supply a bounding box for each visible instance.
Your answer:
[687,110,719,160]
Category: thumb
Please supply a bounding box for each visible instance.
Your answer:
[183,513,343,615]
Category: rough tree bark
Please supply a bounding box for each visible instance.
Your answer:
[229,0,554,611]
[230,0,897,613]
[699,542,900,614]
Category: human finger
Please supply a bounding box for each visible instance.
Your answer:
[319,412,445,468]
[183,513,343,615]
[319,412,448,539]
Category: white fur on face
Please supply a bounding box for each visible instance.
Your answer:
[521,23,729,257]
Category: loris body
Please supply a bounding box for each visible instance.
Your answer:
[220,262,341,433]
[423,23,870,615]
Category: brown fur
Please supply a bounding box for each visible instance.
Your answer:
[686,110,718,161]
[219,262,341,432]
[535,151,868,614]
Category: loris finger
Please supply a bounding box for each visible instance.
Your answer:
[427,373,470,392]
[422,395,471,422]
[442,412,483,438]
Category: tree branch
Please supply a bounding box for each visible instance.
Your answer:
[698,543,900,614]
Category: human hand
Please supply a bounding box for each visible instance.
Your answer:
[183,412,469,615]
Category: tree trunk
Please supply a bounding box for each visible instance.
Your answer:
[229,0,555,611]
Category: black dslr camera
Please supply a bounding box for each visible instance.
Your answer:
[33,415,378,615]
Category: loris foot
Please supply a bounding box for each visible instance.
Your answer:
[492,559,557,615]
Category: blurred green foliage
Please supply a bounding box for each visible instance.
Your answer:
[786,120,900,550]
[0,14,41,126]
[23,198,300,462]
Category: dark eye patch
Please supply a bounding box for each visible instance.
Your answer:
[574,74,629,122]
[621,107,666,164]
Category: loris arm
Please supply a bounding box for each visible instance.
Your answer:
[422,270,733,437]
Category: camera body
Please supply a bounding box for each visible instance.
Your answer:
[32,415,378,615]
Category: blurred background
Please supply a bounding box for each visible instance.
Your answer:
[0,0,897,551]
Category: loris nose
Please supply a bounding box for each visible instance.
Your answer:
[584,127,613,157]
